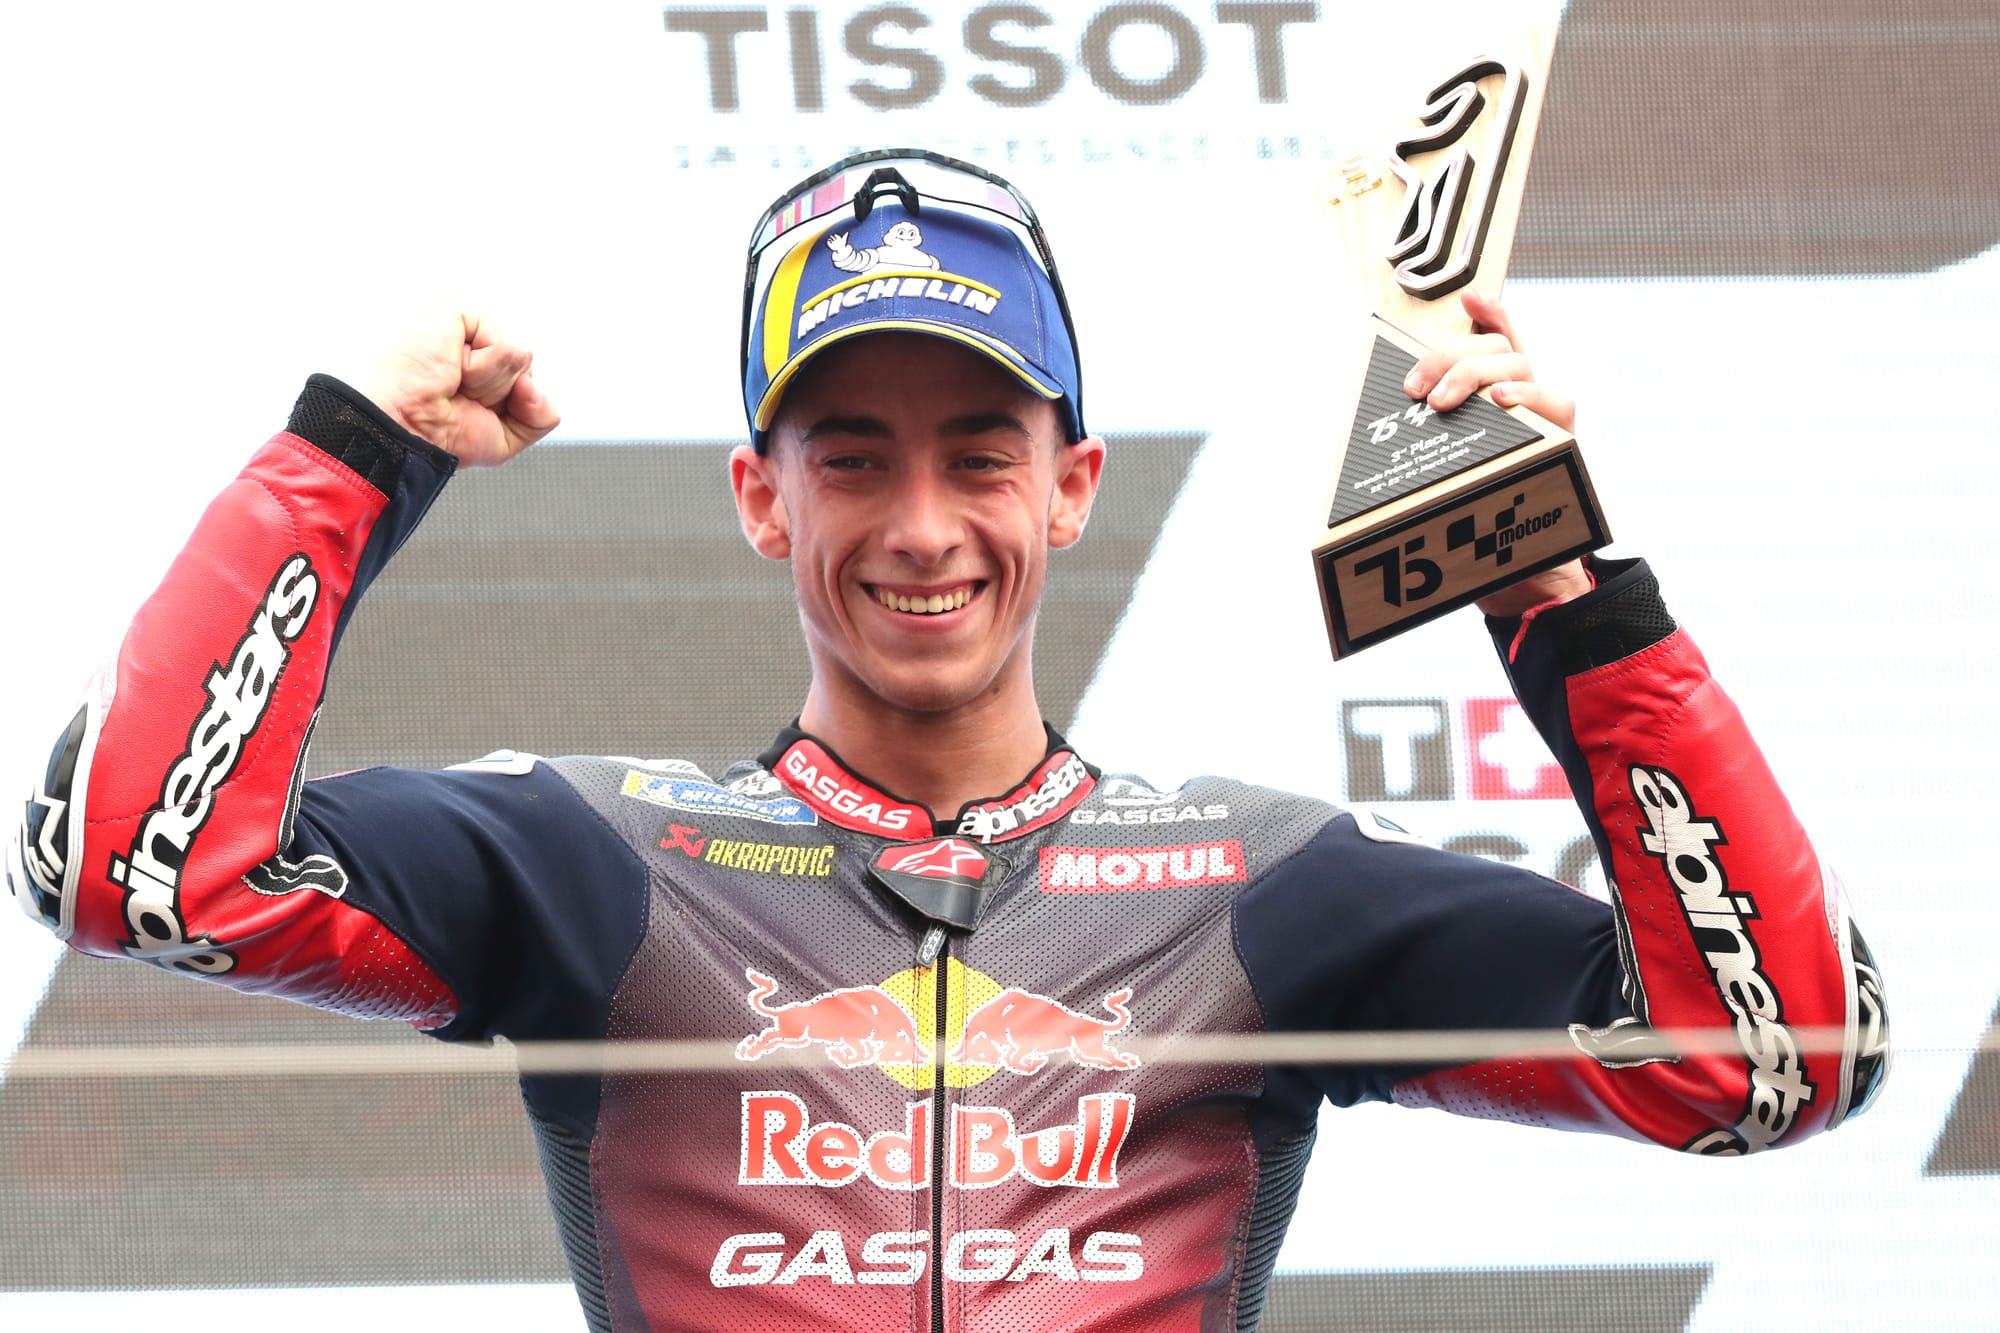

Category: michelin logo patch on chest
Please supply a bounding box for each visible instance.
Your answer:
[622,771,818,826]
[796,222,1001,340]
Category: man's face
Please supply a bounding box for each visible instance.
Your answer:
[732,332,1102,720]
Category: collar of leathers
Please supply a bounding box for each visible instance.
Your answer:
[756,721,1099,843]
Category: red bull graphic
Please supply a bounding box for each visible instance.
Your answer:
[736,959,1145,1091]
[950,987,1143,1074]
[739,1091,1134,1190]
[735,969,930,1068]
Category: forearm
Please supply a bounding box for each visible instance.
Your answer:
[9,378,454,991]
[1465,557,1889,1148]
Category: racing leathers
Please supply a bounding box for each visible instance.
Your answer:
[8,376,1889,1332]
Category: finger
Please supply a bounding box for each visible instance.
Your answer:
[503,371,562,452]
[461,312,512,352]
[1426,351,1533,411]
[1491,380,1577,434]
[461,341,532,409]
[1459,289,1523,350]
[1406,332,1514,399]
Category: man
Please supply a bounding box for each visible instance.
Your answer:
[8,151,1887,1331]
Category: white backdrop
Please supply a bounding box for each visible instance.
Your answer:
[2,2,1993,1328]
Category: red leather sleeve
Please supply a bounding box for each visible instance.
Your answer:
[1389,560,1888,1152]
[7,378,462,1028]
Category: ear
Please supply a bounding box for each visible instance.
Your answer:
[730,443,791,559]
[1047,435,1106,550]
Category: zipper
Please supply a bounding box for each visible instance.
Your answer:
[930,935,950,1333]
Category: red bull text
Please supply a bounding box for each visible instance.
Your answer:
[739,1092,1135,1189]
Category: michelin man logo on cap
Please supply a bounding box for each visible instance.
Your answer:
[829,222,939,273]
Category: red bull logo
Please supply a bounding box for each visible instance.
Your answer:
[739,1091,1135,1190]
[732,963,1141,1084]
[736,969,930,1068]
[951,988,1142,1074]
[734,963,1145,1191]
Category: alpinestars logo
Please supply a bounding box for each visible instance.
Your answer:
[9,705,89,931]
[106,554,319,975]
[957,754,1089,842]
[883,838,989,880]
[1446,492,1566,569]
[1629,765,1816,1154]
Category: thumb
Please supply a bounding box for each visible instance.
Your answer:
[462,341,532,409]
[503,370,562,449]
[1459,288,1522,350]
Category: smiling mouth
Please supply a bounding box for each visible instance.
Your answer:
[869,583,981,615]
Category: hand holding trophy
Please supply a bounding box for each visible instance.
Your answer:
[1314,17,1610,657]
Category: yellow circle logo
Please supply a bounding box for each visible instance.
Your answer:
[877,958,1004,1089]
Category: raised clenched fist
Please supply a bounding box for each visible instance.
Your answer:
[362,310,560,466]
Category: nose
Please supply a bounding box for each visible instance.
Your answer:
[879,465,964,567]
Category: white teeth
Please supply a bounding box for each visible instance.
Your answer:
[875,586,975,614]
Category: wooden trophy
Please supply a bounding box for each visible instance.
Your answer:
[1314,18,1609,658]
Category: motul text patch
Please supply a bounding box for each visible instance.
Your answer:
[1038,842,1246,893]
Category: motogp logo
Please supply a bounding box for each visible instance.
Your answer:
[1446,492,1567,571]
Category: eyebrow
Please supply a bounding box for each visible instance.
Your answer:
[799,414,892,442]
[798,410,1035,444]
[940,411,1034,439]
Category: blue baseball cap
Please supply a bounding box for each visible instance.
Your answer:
[741,151,1085,452]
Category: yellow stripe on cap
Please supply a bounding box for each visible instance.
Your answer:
[752,319,1063,432]
[761,223,835,379]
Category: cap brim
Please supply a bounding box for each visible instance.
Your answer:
[751,319,1066,434]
